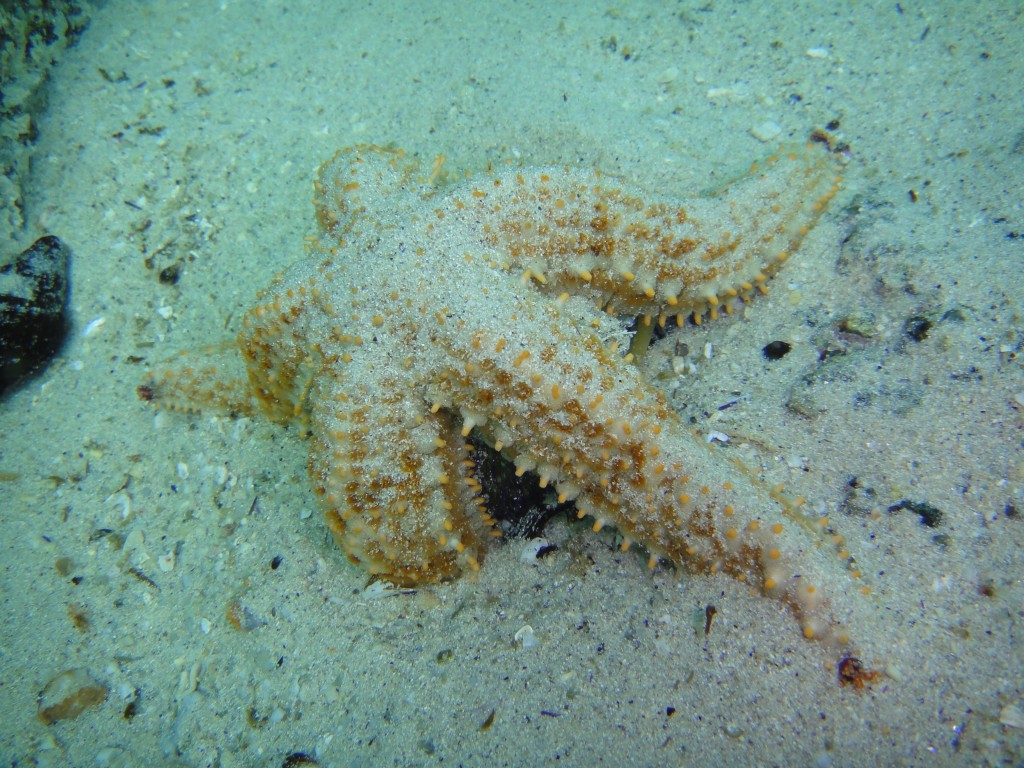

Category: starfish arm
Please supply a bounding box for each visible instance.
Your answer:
[308,364,494,586]
[237,291,319,423]
[463,145,841,323]
[421,289,858,643]
[142,340,257,416]
[314,144,429,241]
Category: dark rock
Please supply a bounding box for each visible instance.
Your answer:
[762,340,792,360]
[888,499,944,528]
[1,235,70,395]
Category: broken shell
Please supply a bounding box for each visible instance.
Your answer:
[520,538,549,562]
[514,624,538,649]
[38,668,107,724]
[157,550,175,572]
[1001,703,1024,729]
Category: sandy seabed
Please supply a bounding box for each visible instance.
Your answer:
[1,2,1022,766]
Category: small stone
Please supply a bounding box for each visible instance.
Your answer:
[722,721,745,738]
[888,499,944,528]
[884,663,904,682]
[158,262,182,285]
[750,120,782,142]
[1000,703,1024,729]
[763,340,792,360]
[0,235,70,395]
[38,668,107,724]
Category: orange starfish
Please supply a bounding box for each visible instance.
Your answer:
[148,142,860,643]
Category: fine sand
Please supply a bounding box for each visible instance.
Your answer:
[1,2,1022,766]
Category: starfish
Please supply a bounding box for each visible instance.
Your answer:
[147,142,858,643]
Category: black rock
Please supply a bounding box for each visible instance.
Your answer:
[762,340,792,360]
[1,235,71,395]
[887,499,944,528]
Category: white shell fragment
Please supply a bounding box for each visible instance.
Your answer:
[361,580,416,599]
[105,490,131,521]
[520,538,550,562]
[82,317,106,337]
[1001,703,1024,729]
[672,356,696,376]
[157,550,175,573]
[750,121,782,142]
[514,624,538,649]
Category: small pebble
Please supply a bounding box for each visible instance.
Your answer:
[1000,703,1024,729]
[214,464,229,486]
[750,120,782,142]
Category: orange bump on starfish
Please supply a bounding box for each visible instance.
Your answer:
[146,140,864,644]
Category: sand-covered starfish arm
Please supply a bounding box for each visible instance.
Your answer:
[314,144,842,323]
[147,142,859,644]
[406,264,853,642]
